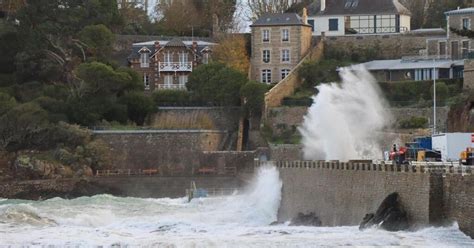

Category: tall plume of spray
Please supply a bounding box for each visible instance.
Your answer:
[299,66,392,161]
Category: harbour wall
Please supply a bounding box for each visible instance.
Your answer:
[0,176,241,200]
[270,160,474,238]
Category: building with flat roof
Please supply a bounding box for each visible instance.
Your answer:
[307,0,411,36]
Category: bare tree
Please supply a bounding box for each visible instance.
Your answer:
[246,0,295,19]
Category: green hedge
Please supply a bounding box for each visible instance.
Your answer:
[378,79,463,107]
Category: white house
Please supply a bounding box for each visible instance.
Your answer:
[307,0,411,36]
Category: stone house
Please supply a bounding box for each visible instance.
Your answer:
[128,38,216,92]
[307,0,411,36]
[426,7,474,60]
[250,11,312,84]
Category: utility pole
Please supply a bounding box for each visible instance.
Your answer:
[433,63,437,135]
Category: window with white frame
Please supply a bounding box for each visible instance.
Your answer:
[179,52,188,63]
[140,52,149,68]
[144,73,150,89]
[462,40,470,58]
[281,49,290,62]
[262,29,270,42]
[261,69,271,84]
[164,75,173,85]
[281,69,290,79]
[164,52,172,63]
[262,49,270,63]
[281,29,289,42]
[179,75,188,85]
[462,18,471,30]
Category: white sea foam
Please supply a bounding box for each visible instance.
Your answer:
[0,166,472,247]
[299,66,392,161]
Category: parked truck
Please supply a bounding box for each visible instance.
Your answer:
[432,133,474,162]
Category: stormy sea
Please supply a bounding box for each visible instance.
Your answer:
[0,166,473,247]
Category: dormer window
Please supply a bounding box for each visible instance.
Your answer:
[140,52,149,68]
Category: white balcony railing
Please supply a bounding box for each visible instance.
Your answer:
[157,84,187,90]
[159,62,192,72]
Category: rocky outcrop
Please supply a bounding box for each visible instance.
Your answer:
[13,155,93,180]
[289,212,322,226]
[359,192,409,231]
[0,179,121,200]
[447,97,474,132]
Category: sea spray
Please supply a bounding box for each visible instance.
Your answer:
[299,66,392,161]
[238,164,282,224]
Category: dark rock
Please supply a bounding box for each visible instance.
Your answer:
[289,212,322,226]
[359,192,409,231]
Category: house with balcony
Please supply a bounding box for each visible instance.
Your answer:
[250,11,312,84]
[307,0,411,36]
[426,7,474,60]
[128,38,216,91]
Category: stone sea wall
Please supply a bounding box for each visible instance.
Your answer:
[271,160,474,238]
[273,161,434,226]
[443,174,474,238]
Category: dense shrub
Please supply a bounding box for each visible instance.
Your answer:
[398,116,428,129]
[152,90,192,106]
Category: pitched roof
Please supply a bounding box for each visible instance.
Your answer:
[250,13,310,27]
[312,0,411,16]
[165,38,187,47]
[127,39,217,61]
[445,7,474,16]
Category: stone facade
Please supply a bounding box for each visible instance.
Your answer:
[250,12,312,84]
[263,41,324,110]
[464,59,474,90]
[326,32,443,59]
[426,8,473,59]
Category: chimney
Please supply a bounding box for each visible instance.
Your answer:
[154,41,160,52]
[302,7,308,24]
[321,0,326,12]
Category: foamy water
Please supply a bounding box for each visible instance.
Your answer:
[0,166,473,247]
[300,67,392,161]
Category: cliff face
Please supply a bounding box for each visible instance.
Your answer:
[448,98,474,132]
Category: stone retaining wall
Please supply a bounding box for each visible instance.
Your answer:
[95,131,227,170]
[149,107,241,131]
